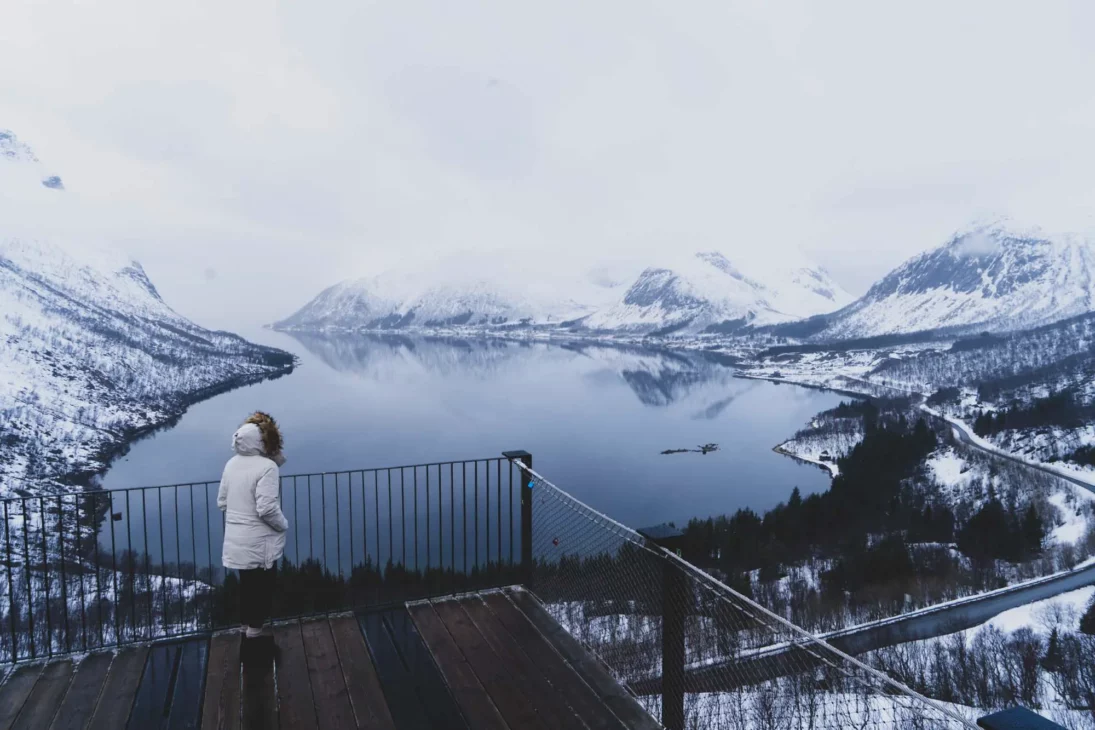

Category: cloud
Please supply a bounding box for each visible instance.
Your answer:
[953,231,1002,259]
[3,0,1095,327]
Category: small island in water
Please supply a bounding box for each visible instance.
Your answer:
[661,443,720,456]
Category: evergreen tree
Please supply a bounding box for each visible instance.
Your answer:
[1081,597,1095,636]
[1021,505,1044,557]
[1042,627,1062,671]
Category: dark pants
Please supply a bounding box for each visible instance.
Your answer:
[239,565,276,629]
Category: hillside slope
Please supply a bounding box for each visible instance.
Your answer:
[810,222,1095,340]
[0,130,294,494]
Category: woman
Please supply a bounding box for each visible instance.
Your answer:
[218,412,289,657]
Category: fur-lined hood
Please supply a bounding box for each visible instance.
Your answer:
[232,414,286,466]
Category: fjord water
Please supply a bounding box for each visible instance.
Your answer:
[98,332,843,573]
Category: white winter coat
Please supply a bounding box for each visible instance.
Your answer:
[218,423,289,570]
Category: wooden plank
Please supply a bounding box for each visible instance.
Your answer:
[460,598,582,730]
[49,653,114,730]
[200,633,241,730]
[406,604,508,730]
[168,639,210,730]
[272,623,317,730]
[128,643,181,729]
[300,620,355,730]
[86,646,150,730]
[507,590,661,730]
[483,593,626,730]
[328,617,395,730]
[241,639,276,730]
[433,598,555,730]
[12,660,74,730]
[0,664,43,730]
[358,612,432,730]
[383,610,468,730]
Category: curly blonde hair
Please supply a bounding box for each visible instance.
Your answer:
[245,412,283,457]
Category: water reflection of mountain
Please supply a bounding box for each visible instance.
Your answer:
[287,333,748,410]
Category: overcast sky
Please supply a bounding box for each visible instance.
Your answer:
[4,0,1095,330]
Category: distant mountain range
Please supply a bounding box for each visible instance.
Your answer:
[275,250,854,336]
[0,129,293,495]
[781,222,1095,341]
[279,220,1095,343]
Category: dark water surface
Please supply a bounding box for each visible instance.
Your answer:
[97,333,845,575]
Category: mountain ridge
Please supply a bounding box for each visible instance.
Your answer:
[802,222,1095,341]
[274,249,853,335]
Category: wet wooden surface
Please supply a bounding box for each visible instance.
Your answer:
[0,591,656,729]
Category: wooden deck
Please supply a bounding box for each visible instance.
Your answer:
[0,588,660,730]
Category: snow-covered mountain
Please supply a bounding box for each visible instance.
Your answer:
[275,249,852,336]
[579,251,852,335]
[274,251,632,331]
[0,130,294,495]
[809,222,1095,340]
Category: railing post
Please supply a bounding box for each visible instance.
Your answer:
[639,524,686,730]
[502,451,533,587]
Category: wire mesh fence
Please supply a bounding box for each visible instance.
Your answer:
[517,462,979,730]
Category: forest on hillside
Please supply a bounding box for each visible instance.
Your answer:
[681,398,1095,633]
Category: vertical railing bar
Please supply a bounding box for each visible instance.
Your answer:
[362,471,370,602]
[462,464,467,576]
[322,474,329,578]
[126,489,135,642]
[392,470,396,569]
[143,490,151,640]
[4,501,16,662]
[335,473,342,581]
[75,495,87,652]
[400,469,406,569]
[425,466,430,573]
[188,486,196,638]
[348,472,355,604]
[110,493,119,647]
[57,496,70,654]
[496,459,501,578]
[374,471,380,579]
[292,476,299,565]
[22,499,34,660]
[307,475,314,562]
[95,493,104,650]
[175,487,183,638]
[509,461,514,567]
[203,483,213,631]
[158,487,166,635]
[414,467,419,574]
[433,468,438,586]
[40,498,52,658]
[449,463,455,589]
[485,461,490,570]
[361,471,369,598]
[474,462,479,571]
[433,468,438,582]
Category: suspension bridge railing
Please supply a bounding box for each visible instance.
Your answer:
[513,459,981,730]
[0,455,526,663]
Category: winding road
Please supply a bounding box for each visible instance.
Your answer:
[938,410,1095,498]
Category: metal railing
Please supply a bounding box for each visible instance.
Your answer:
[0,455,525,663]
[515,460,981,730]
[0,450,1042,728]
